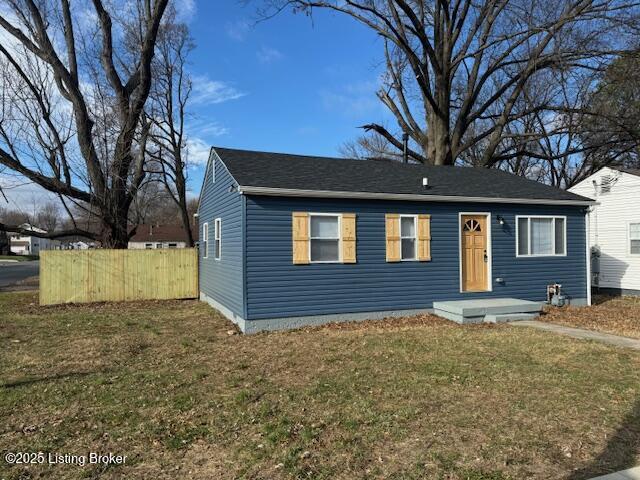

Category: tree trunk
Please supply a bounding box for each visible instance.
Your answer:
[179,203,194,247]
[0,229,9,255]
[175,168,194,247]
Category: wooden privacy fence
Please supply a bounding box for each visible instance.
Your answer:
[40,248,199,306]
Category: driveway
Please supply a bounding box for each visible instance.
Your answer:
[0,260,39,287]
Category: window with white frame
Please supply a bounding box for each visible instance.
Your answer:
[630,223,640,255]
[309,214,340,262]
[400,215,417,260]
[517,216,566,256]
[214,218,221,260]
[202,223,209,258]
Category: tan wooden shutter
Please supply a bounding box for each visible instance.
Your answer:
[292,212,310,264]
[341,213,356,263]
[385,214,400,262]
[417,214,431,261]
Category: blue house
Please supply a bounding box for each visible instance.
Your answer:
[197,147,594,333]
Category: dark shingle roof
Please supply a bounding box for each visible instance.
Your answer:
[214,147,593,204]
[129,224,197,243]
[620,168,640,177]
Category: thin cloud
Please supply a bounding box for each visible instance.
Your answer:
[320,79,383,117]
[190,75,246,105]
[257,46,284,64]
[225,19,250,41]
[185,137,213,166]
[174,0,196,22]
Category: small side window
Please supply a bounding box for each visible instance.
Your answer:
[400,215,417,261]
[214,218,221,260]
[202,223,209,258]
[630,223,640,255]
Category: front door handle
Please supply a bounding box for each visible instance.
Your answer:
[484,250,488,262]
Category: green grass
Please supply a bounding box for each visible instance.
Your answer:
[0,254,37,261]
[2,291,640,479]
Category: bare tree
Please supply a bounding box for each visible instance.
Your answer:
[0,0,169,246]
[270,0,640,168]
[146,7,195,246]
[576,52,640,172]
[36,201,60,233]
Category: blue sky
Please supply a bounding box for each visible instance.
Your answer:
[183,1,392,195]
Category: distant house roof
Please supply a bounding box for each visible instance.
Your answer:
[129,224,196,243]
[617,167,640,177]
[9,223,48,235]
[213,147,594,206]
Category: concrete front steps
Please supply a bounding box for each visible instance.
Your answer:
[433,298,543,324]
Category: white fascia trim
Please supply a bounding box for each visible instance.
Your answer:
[237,186,595,206]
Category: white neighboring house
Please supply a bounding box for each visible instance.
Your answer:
[569,167,640,295]
[9,224,61,256]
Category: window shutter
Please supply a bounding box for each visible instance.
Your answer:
[417,214,431,261]
[341,213,356,263]
[292,212,310,264]
[385,214,400,262]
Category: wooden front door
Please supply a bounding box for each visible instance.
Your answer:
[461,215,488,292]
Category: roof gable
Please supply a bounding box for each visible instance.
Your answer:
[214,147,593,205]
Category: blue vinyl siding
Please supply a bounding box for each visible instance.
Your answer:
[244,196,587,320]
[198,156,244,316]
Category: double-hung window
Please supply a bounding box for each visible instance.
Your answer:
[214,218,221,260]
[630,223,640,255]
[309,214,340,263]
[202,223,209,259]
[517,216,566,257]
[400,215,417,260]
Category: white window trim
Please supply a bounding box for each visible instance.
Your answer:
[202,222,209,259]
[308,212,342,264]
[211,156,216,184]
[214,218,222,260]
[629,222,640,256]
[399,214,418,261]
[515,215,567,258]
[458,212,493,293]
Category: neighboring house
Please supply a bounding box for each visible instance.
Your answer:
[9,224,60,256]
[569,166,640,295]
[198,147,594,333]
[62,240,93,250]
[128,224,195,249]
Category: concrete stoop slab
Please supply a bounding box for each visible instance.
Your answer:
[484,313,539,323]
[433,298,543,324]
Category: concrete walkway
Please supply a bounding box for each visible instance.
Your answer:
[589,466,640,479]
[510,320,640,351]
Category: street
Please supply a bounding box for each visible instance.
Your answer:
[0,261,39,287]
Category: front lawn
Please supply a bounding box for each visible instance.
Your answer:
[542,295,640,339]
[2,292,640,480]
